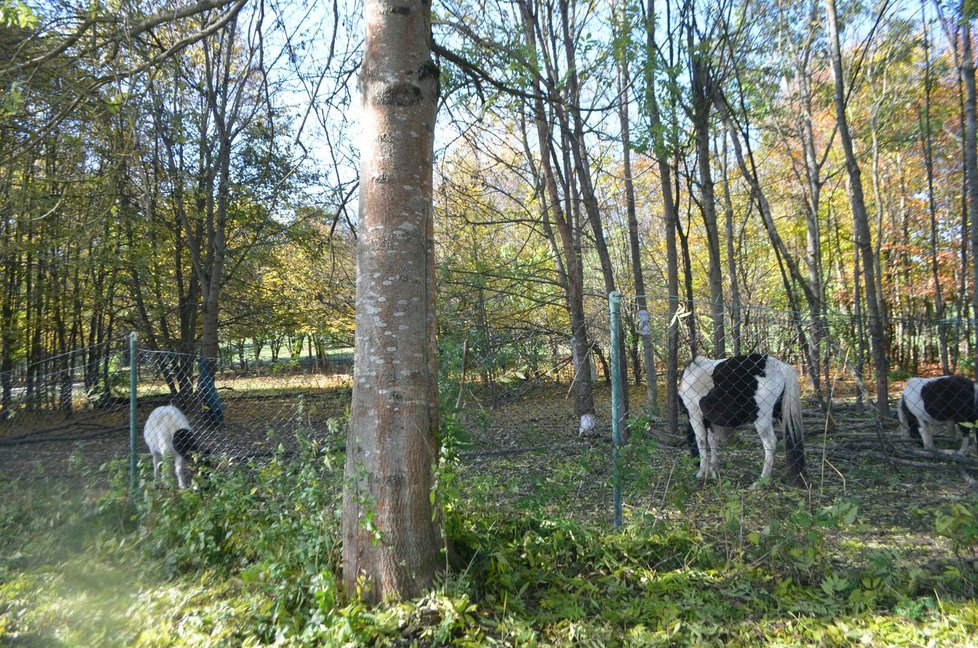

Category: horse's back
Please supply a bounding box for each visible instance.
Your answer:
[697,354,770,428]
[144,405,192,453]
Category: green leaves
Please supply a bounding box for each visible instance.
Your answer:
[0,1,36,28]
[935,499,978,564]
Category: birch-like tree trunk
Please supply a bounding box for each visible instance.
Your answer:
[342,0,441,603]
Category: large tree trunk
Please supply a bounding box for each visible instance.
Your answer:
[342,0,441,603]
[825,0,889,415]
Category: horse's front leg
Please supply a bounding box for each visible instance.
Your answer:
[752,417,777,489]
[918,421,935,449]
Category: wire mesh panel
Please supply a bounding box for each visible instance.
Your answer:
[441,326,595,443]
[133,347,351,485]
[0,339,135,482]
[0,338,355,488]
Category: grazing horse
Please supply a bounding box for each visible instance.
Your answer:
[680,354,808,488]
[144,405,208,489]
[898,375,977,454]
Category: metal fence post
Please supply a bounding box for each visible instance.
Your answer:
[609,291,623,529]
[129,331,138,500]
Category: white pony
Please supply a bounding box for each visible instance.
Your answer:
[143,405,206,489]
[680,353,808,488]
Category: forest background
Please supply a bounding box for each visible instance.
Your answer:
[2,0,976,429]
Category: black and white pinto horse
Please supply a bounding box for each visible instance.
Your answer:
[898,375,977,455]
[680,354,808,488]
[144,405,209,489]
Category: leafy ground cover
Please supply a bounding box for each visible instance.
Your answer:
[2,384,978,646]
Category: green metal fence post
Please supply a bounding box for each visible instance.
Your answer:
[609,292,624,529]
[129,331,138,500]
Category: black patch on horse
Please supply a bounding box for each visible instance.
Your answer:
[700,354,768,428]
[921,375,977,423]
[173,428,202,460]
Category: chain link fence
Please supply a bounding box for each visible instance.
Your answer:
[2,301,976,519]
[0,336,354,488]
[0,339,134,482]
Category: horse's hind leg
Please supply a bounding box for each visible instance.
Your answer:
[956,422,972,455]
[918,422,935,449]
[690,417,713,480]
[708,428,723,476]
[752,417,777,489]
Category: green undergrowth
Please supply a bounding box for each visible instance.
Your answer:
[2,436,978,646]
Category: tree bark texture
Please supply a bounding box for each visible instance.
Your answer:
[342,0,441,604]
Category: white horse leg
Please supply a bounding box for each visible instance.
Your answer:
[708,429,723,477]
[174,454,187,489]
[151,451,163,480]
[919,421,935,449]
[752,417,777,489]
[691,418,713,480]
[955,422,972,455]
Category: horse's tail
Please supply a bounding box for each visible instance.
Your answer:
[781,362,808,487]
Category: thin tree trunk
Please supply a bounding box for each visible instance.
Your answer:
[921,9,949,372]
[963,15,978,378]
[688,19,725,357]
[719,136,741,356]
[615,7,657,413]
[556,0,629,418]
[644,0,680,436]
[518,0,596,421]
[825,0,889,415]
